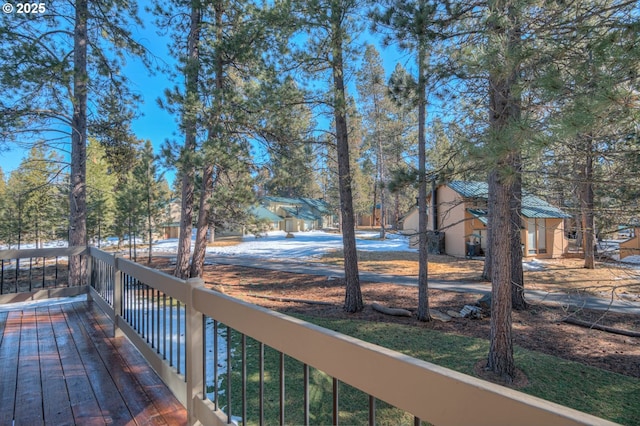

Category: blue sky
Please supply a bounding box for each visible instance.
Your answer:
[0,8,411,184]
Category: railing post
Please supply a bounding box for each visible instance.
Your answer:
[85,246,93,300]
[113,254,123,338]
[186,277,204,425]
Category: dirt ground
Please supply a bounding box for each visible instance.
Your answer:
[148,256,640,379]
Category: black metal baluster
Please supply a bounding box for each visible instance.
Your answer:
[28,257,32,291]
[162,293,167,359]
[280,352,285,426]
[145,284,150,343]
[214,320,219,410]
[169,296,174,367]
[242,333,246,426]
[177,301,181,375]
[154,290,159,351]
[333,378,339,425]
[369,395,376,426]
[259,342,264,426]
[226,325,232,424]
[203,316,207,399]
[304,364,310,426]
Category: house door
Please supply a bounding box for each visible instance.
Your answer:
[537,219,546,253]
[526,218,547,255]
[285,219,294,232]
[527,219,537,255]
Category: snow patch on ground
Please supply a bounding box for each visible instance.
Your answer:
[0,294,87,312]
[523,258,548,271]
[199,230,412,260]
[620,255,640,265]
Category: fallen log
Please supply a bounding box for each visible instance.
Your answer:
[371,303,412,317]
[562,317,640,338]
[250,294,334,306]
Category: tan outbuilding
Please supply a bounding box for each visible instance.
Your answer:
[401,181,569,259]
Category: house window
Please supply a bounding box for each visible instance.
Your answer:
[527,218,546,255]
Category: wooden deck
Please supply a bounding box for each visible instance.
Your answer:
[0,299,187,426]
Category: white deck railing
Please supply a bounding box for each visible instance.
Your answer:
[0,246,616,426]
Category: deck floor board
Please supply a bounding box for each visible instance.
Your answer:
[14,309,45,425]
[36,306,75,426]
[0,311,20,425]
[0,300,187,425]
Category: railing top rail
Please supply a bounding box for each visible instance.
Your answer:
[0,246,87,261]
[116,255,189,303]
[192,286,615,426]
[88,246,116,266]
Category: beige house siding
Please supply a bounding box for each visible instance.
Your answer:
[620,228,640,259]
[400,207,418,234]
[402,183,568,259]
[431,185,469,257]
[520,218,566,259]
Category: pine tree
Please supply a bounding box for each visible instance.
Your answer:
[157,0,203,279]
[372,0,441,321]
[1,0,148,284]
[289,0,364,312]
[5,145,65,248]
[86,139,118,246]
[133,141,170,263]
[356,44,405,238]
[188,0,293,278]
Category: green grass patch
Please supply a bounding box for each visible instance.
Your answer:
[301,316,640,426]
[210,318,639,425]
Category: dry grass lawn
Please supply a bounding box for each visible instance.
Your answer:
[317,249,640,301]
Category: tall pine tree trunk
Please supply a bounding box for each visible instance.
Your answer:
[485,0,521,379]
[69,0,88,286]
[174,2,202,279]
[331,1,362,313]
[510,159,526,310]
[481,207,492,281]
[378,137,386,239]
[190,163,214,278]
[416,44,430,322]
[147,187,153,264]
[486,169,515,382]
[582,137,596,269]
[190,0,223,279]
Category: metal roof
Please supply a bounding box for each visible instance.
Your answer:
[248,205,282,222]
[281,206,320,221]
[467,209,489,225]
[448,181,569,219]
[262,196,332,215]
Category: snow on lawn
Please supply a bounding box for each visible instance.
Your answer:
[620,255,640,266]
[522,258,548,271]
[152,230,412,260]
[202,230,413,260]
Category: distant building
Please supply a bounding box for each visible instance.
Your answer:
[619,227,640,259]
[161,197,335,239]
[400,181,570,259]
[257,197,334,232]
[161,201,182,239]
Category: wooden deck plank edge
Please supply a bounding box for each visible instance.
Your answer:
[70,301,171,425]
[49,304,106,425]
[14,309,45,424]
[61,303,136,424]
[36,306,75,425]
[0,311,21,425]
[85,301,188,425]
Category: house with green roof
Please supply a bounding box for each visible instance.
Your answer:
[401,181,570,259]
[257,196,334,232]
